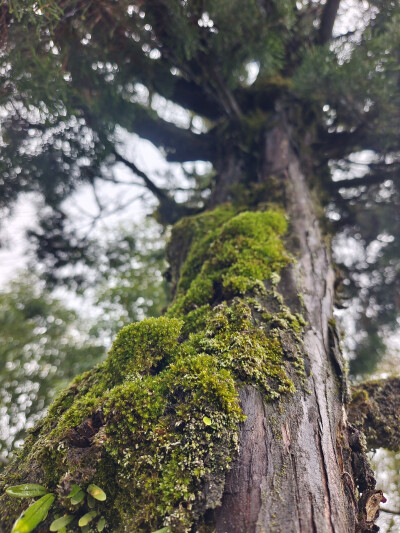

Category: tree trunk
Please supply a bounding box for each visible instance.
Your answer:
[213,118,355,532]
[0,113,380,533]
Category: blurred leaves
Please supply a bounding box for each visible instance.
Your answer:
[0,272,104,460]
[91,219,168,340]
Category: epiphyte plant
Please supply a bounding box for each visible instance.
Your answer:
[5,482,107,532]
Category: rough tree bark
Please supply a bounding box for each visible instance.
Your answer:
[207,113,379,533]
[0,111,383,533]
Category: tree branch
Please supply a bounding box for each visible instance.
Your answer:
[79,100,215,164]
[158,76,223,121]
[112,149,170,203]
[128,106,215,163]
[380,508,400,516]
[348,378,400,451]
[328,171,397,191]
[112,149,198,224]
[318,0,341,45]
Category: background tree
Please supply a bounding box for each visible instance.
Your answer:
[0,272,104,462]
[1,1,400,532]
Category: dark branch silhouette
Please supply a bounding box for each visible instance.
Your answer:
[318,0,341,44]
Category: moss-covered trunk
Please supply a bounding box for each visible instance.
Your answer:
[212,119,359,533]
[0,113,380,533]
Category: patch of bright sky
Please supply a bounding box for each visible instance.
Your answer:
[0,194,38,286]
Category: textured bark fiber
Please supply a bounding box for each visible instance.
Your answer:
[212,119,370,533]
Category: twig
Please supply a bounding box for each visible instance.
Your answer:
[380,507,400,516]
[112,149,170,202]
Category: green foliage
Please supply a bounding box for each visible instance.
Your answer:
[86,485,106,502]
[0,273,105,460]
[50,514,75,531]
[143,0,293,86]
[25,216,168,336]
[1,0,400,375]
[2,0,400,527]
[11,493,55,533]
[294,10,400,140]
[78,511,97,527]
[5,485,48,498]
[7,1,63,26]
[5,481,107,532]
[91,220,169,340]
[0,217,168,462]
[0,0,295,226]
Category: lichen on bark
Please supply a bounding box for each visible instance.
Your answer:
[0,206,308,532]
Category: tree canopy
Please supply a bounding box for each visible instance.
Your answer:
[1,1,400,373]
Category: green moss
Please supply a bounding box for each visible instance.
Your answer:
[187,300,295,400]
[102,352,242,531]
[169,209,290,316]
[104,317,183,380]
[169,205,235,293]
[1,206,308,533]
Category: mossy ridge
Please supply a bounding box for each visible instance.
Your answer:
[1,207,307,533]
[168,207,290,316]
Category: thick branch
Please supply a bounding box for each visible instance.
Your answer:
[318,0,341,44]
[348,378,400,451]
[80,100,215,163]
[127,106,215,163]
[160,76,223,121]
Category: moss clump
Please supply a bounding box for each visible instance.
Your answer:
[104,317,183,380]
[169,208,290,315]
[1,206,306,533]
[103,352,242,531]
[187,300,295,401]
[349,378,400,451]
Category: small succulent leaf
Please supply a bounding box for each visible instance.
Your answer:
[50,514,75,531]
[71,490,85,505]
[97,516,106,532]
[11,494,55,533]
[87,484,106,501]
[6,484,48,498]
[78,510,98,527]
[202,416,212,426]
[67,484,82,499]
[87,494,96,509]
